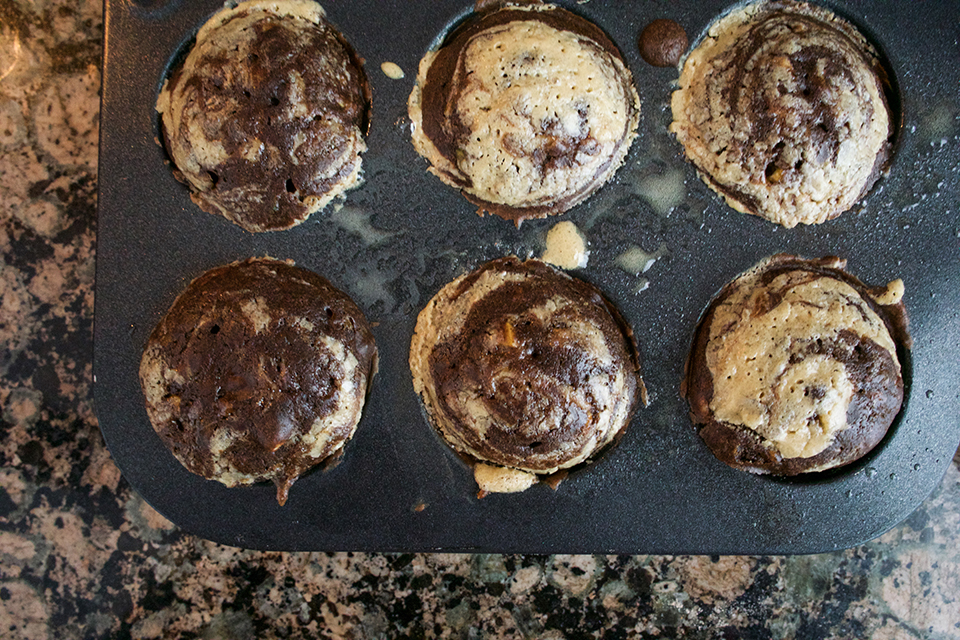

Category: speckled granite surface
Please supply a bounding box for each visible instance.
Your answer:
[1,0,959,638]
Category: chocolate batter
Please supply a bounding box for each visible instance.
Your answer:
[638,19,688,67]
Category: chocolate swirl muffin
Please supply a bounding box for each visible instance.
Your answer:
[408,2,640,225]
[682,255,910,475]
[410,257,646,495]
[670,0,893,228]
[156,0,371,232]
[139,258,377,505]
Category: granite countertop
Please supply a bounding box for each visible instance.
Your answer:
[2,0,959,638]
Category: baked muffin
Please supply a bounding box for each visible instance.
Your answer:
[410,257,646,495]
[408,2,640,225]
[682,255,910,475]
[156,0,371,232]
[139,257,377,505]
[669,0,893,228]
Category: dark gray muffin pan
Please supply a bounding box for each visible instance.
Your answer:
[95,0,960,553]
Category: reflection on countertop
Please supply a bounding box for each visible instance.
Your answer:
[1,0,959,638]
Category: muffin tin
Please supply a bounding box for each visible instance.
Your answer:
[95,0,960,553]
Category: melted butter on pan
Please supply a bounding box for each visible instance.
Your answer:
[327,205,400,247]
[636,169,686,216]
[615,243,669,294]
[921,102,958,146]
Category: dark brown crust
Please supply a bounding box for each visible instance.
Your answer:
[681,255,909,475]
[140,258,377,504]
[417,5,638,223]
[427,257,645,472]
[161,7,371,232]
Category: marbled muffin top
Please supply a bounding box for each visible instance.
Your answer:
[410,257,645,494]
[670,0,892,228]
[408,2,640,224]
[683,255,909,475]
[157,0,371,232]
[139,257,377,505]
